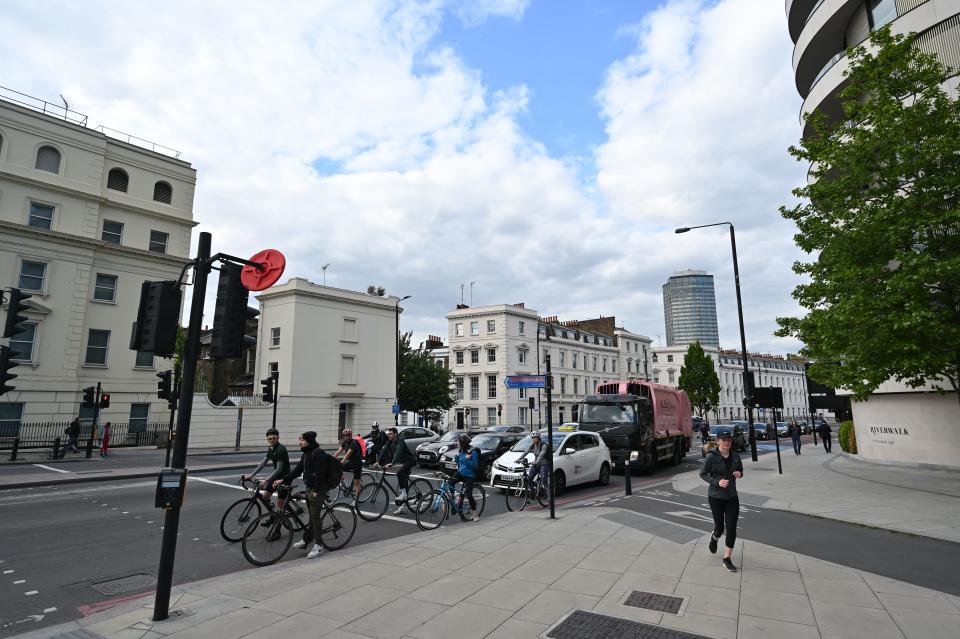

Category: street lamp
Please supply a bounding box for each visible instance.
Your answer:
[395,295,412,425]
[675,222,758,462]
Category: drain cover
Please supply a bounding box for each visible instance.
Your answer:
[624,591,684,614]
[548,610,713,639]
[91,573,156,596]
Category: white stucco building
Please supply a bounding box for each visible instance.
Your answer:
[254,278,400,440]
[0,91,196,428]
[445,304,652,430]
[652,345,810,422]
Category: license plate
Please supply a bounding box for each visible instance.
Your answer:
[444,462,457,470]
[498,473,518,482]
[418,454,431,460]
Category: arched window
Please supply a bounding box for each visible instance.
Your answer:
[153,180,172,204]
[0,132,4,155]
[35,146,61,173]
[107,168,129,192]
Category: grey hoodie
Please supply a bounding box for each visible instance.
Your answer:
[699,448,744,499]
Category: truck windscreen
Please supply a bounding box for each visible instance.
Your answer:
[579,403,636,424]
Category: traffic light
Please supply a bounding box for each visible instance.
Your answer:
[497,403,502,417]
[210,263,248,359]
[528,397,535,410]
[0,346,18,396]
[133,281,181,356]
[157,370,172,400]
[261,376,274,403]
[82,386,96,408]
[3,288,32,339]
[99,393,110,409]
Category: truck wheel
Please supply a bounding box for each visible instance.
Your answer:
[671,440,682,466]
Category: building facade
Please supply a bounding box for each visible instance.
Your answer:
[662,270,719,348]
[652,345,810,422]
[0,92,196,427]
[445,304,652,430]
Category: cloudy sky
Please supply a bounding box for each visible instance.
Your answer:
[1,0,808,355]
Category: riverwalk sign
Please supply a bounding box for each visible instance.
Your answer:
[504,375,546,389]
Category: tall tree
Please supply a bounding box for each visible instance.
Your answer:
[397,332,456,425]
[776,28,960,404]
[678,342,720,419]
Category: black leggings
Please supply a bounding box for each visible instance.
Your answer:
[708,496,740,549]
[451,473,476,510]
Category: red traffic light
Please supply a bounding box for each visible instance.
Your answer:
[100,393,111,408]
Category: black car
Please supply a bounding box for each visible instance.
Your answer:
[704,424,747,452]
[438,432,525,481]
[415,429,486,468]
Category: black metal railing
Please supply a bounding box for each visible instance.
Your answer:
[0,421,171,451]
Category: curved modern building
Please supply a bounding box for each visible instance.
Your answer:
[662,270,719,348]
[788,0,960,139]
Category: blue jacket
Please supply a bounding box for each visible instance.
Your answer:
[455,447,480,478]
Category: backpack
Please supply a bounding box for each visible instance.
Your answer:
[354,435,367,457]
[319,449,342,486]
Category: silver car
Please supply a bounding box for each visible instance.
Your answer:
[395,426,439,454]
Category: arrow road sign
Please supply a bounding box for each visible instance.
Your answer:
[504,375,546,389]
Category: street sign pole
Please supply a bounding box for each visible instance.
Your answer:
[545,355,555,520]
[85,381,101,459]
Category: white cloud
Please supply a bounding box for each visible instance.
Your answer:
[453,0,530,27]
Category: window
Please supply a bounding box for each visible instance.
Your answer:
[652,354,659,363]
[268,362,278,376]
[93,274,118,302]
[470,410,479,427]
[558,407,565,424]
[470,321,479,336]
[107,168,129,192]
[543,349,549,364]
[10,323,36,362]
[560,377,566,394]
[518,349,527,364]
[153,181,172,204]
[592,357,597,371]
[135,350,155,368]
[455,351,464,365]
[602,358,607,372]
[487,348,496,363]
[560,351,565,367]
[612,360,617,373]
[339,355,356,384]
[627,360,632,373]
[470,377,479,400]
[28,202,54,229]
[246,349,256,374]
[519,321,525,334]
[868,0,896,30]
[487,407,497,426]
[455,377,464,400]
[270,327,281,347]
[35,146,61,173]
[455,323,464,337]
[572,353,578,369]
[518,407,527,425]
[0,403,24,437]
[149,231,169,254]
[85,329,110,365]
[668,370,675,383]
[18,261,46,292]
[487,320,495,334]
[518,387,526,399]
[130,403,150,432]
[487,375,497,399]
[101,220,123,245]
[470,349,479,365]
[667,355,674,363]
[573,378,579,395]
[341,317,357,342]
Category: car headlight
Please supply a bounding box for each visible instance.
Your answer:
[439,445,449,454]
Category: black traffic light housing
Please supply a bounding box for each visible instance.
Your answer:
[133,281,181,357]
[0,346,18,396]
[210,263,249,359]
[3,288,32,339]
[100,393,110,409]
[82,386,96,408]
[157,370,173,400]
[261,375,275,403]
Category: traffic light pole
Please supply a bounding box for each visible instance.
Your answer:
[271,371,279,432]
[153,232,211,622]
[165,368,179,468]
[545,355,555,520]
[85,381,101,459]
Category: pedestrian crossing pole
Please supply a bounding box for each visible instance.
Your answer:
[545,355,555,520]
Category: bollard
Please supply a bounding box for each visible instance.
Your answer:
[624,457,632,495]
[10,437,20,461]
[52,437,62,460]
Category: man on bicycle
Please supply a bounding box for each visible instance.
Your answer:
[334,427,363,501]
[242,428,290,508]
[451,434,480,521]
[376,426,417,514]
[526,432,550,499]
[364,421,387,465]
[274,431,338,559]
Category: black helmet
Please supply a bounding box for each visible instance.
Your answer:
[457,433,471,445]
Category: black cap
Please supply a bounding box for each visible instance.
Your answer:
[301,431,317,444]
[716,428,732,440]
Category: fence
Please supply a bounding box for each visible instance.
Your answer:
[0,421,171,452]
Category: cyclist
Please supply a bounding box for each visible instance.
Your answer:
[334,427,363,501]
[364,421,387,465]
[242,428,291,509]
[275,431,339,559]
[526,432,550,500]
[376,426,417,514]
[450,434,480,521]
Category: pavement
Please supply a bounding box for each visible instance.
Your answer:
[12,443,960,639]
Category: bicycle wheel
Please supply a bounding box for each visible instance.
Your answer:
[241,512,293,567]
[536,480,550,507]
[406,478,433,509]
[360,472,377,494]
[414,490,448,531]
[356,484,388,522]
[319,502,358,551]
[471,483,486,516]
[220,498,263,543]
[505,479,529,512]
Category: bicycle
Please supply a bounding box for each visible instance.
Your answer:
[326,470,377,504]
[505,459,550,512]
[220,476,277,543]
[414,472,486,531]
[241,485,357,567]
[355,466,432,522]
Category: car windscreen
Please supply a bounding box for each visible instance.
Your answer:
[709,426,727,435]
[438,431,459,443]
[468,434,501,450]
[578,403,636,424]
[510,433,565,452]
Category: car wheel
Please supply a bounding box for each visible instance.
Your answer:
[553,470,566,497]
[482,463,491,482]
[598,462,610,486]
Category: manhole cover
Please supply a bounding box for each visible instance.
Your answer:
[548,610,713,639]
[624,591,684,614]
[91,573,156,596]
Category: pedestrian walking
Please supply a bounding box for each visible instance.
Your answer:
[65,418,81,454]
[699,428,744,572]
[788,419,802,455]
[819,421,833,452]
[99,422,112,456]
[700,421,710,444]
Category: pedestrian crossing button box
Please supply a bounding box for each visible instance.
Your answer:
[155,467,187,509]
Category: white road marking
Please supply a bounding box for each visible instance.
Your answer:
[43,607,57,613]
[355,511,418,525]
[13,580,24,584]
[32,464,71,474]
[188,476,246,491]
[24,590,38,595]
[664,510,716,524]
[3,570,12,574]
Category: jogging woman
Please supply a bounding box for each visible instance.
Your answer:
[699,428,744,572]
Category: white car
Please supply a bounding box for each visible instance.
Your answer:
[489,427,612,496]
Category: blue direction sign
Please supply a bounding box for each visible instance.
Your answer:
[391,403,401,414]
[504,375,546,389]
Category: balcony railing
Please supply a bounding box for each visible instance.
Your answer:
[0,85,88,126]
[95,125,181,159]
